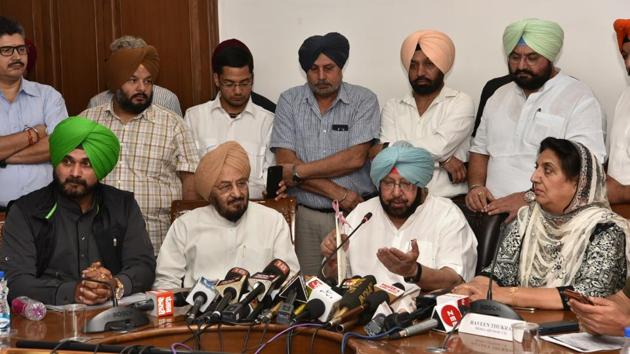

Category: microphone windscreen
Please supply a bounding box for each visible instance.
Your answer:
[263,259,290,285]
[305,299,326,320]
[339,275,376,309]
[363,212,373,221]
[225,267,250,280]
[366,291,390,309]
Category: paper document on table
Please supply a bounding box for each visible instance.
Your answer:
[542,333,624,352]
[46,292,149,312]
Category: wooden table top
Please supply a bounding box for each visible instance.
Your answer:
[5,306,619,354]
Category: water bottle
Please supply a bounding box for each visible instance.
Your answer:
[11,296,46,321]
[621,327,630,354]
[0,271,10,336]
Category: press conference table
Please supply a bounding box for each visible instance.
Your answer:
[4,308,618,354]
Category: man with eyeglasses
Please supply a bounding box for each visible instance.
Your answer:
[466,18,606,223]
[321,142,477,290]
[153,141,299,289]
[0,16,68,211]
[79,43,199,254]
[184,39,275,199]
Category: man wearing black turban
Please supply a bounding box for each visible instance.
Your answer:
[0,118,155,305]
[270,32,381,275]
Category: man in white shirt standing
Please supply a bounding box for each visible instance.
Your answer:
[607,19,630,204]
[466,18,606,222]
[378,30,474,198]
[184,39,275,199]
[153,141,299,289]
[321,142,477,290]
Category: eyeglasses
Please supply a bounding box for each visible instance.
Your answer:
[215,180,249,194]
[0,45,27,57]
[220,80,252,89]
[380,179,415,192]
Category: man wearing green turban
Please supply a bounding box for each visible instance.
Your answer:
[467,18,606,224]
[321,142,477,290]
[0,117,155,305]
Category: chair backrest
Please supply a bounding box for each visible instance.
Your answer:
[612,203,630,219]
[451,197,507,274]
[170,197,297,243]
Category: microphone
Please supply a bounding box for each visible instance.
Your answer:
[389,318,439,339]
[328,275,376,326]
[292,299,326,323]
[185,276,218,323]
[304,277,343,322]
[11,297,46,321]
[469,225,522,320]
[331,290,389,330]
[83,279,149,333]
[319,212,373,280]
[205,268,250,323]
[222,259,290,322]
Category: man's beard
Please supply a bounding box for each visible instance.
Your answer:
[509,62,553,91]
[115,90,153,114]
[211,192,249,222]
[309,80,340,98]
[410,72,444,95]
[54,174,95,199]
[379,190,423,219]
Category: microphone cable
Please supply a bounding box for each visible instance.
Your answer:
[340,326,401,354]
[253,323,326,354]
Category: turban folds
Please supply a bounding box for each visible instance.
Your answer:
[106,46,160,92]
[298,32,349,72]
[503,18,564,62]
[614,19,630,51]
[49,117,120,180]
[370,142,434,190]
[401,30,455,74]
[195,141,251,201]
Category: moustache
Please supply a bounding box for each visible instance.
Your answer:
[63,177,88,187]
[227,197,246,205]
[131,93,148,100]
[514,69,534,76]
[414,76,432,84]
[9,61,24,68]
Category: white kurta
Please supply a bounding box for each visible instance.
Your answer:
[153,202,299,289]
[471,72,607,198]
[608,86,630,185]
[184,95,275,199]
[380,87,474,197]
[342,195,478,286]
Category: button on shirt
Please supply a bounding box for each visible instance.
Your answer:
[153,202,300,289]
[470,72,607,198]
[0,78,67,206]
[342,196,478,285]
[80,103,199,253]
[380,87,475,197]
[184,94,275,199]
[608,86,630,185]
[270,82,380,209]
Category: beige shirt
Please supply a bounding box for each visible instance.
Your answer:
[153,202,300,289]
[80,103,199,253]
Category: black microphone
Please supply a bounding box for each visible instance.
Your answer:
[203,268,250,323]
[319,212,373,279]
[469,219,522,320]
[292,299,326,323]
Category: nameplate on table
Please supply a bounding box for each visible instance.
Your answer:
[458,313,525,341]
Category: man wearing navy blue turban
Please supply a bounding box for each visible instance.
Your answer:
[270,32,380,275]
[320,142,478,290]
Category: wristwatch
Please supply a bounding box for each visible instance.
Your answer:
[113,277,124,300]
[404,262,422,284]
[292,165,303,184]
[524,190,536,203]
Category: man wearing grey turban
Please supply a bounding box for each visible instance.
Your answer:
[270,32,380,276]
[0,117,155,305]
[321,142,477,289]
[467,18,606,223]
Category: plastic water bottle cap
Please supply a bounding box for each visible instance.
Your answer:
[624,327,630,337]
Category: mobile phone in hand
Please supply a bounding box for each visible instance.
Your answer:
[266,165,283,199]
[562,289,594,305]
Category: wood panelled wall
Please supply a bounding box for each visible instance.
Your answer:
[0,0,219,115]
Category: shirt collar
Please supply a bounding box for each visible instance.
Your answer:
[400,86,457,108]
[105,99,157,123]
[18,78,39,97]
[513,69,564,97]
[210,93,256,119]
[303,81,350,107]
[207,201,249,227]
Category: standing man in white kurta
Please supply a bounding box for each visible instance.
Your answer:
[379,30,474,198]
[607,19,630,204]
[184,39,274,199]
[466,18,606,222]
[321,142,477,290]
[153,142,299,289]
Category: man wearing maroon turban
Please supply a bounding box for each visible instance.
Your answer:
[80,44,199,255]
[153,141,299,289]
[606,19,630,204]
[270,32,380,275]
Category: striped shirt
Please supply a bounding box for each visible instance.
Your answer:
[87,85,183,117]
[80,103,199,253]
[270,82,380,209]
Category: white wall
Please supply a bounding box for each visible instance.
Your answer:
[219,0,629,120]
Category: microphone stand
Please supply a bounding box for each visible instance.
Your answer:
[319,213,372,282]
[84,279,149,333]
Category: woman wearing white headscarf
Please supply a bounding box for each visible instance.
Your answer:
[455,137,629,310]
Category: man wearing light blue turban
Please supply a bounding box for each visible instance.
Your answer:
[468,18,606,223]
[321,142,477,290]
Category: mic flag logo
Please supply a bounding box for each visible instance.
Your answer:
[440,304,462,328]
